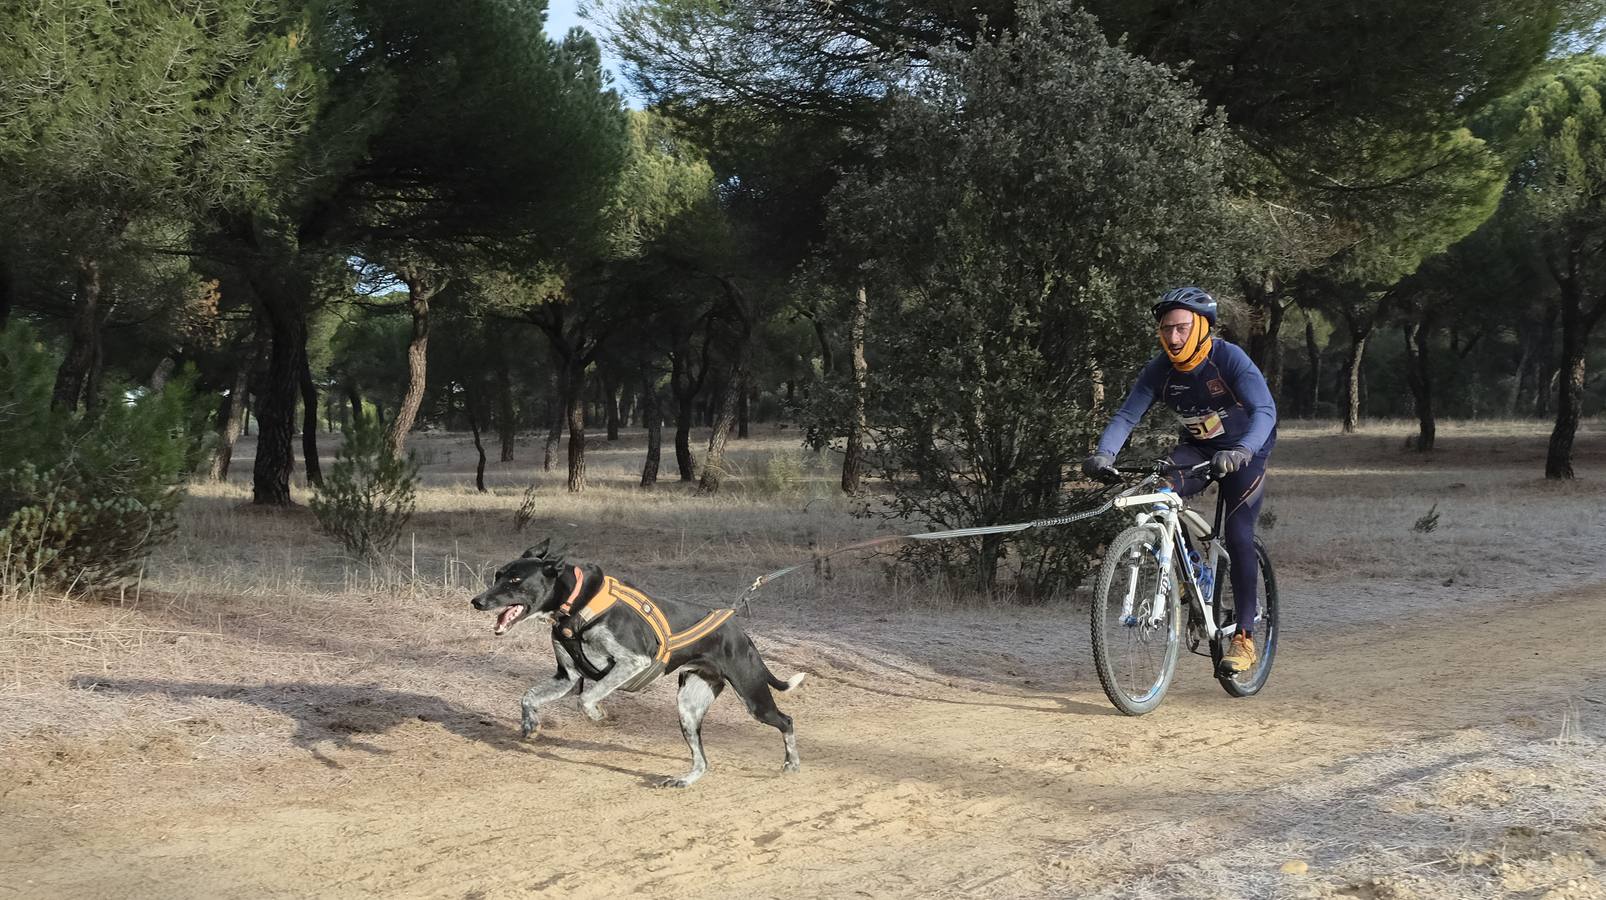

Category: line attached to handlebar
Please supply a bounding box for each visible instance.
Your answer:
[738,497,1120,609]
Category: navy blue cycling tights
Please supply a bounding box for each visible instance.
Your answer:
[1165,444,1268,637]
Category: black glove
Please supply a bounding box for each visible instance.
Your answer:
[1082,452,1117,481]
[1211,448,1252,479]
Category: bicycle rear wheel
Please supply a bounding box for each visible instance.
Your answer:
[1211,537,1279,697]
[1091,525,1182,715]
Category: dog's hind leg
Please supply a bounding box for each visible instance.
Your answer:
[659,670,723,788]
[733,674,800,775]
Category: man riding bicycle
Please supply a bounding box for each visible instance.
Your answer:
[1082,287,1277,674]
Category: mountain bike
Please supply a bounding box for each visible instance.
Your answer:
[1087,460,1279,715]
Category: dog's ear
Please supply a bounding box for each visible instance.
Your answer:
[521,538,551,559]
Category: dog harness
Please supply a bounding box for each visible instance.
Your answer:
[554,566,735,691]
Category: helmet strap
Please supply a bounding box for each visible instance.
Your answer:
[1161,313,1212,372]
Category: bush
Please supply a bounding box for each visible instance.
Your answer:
[756,449,808,497]
[310,415,420,560]
[0,325,207,588]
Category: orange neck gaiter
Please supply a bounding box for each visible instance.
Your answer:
[1162,314,1213,372]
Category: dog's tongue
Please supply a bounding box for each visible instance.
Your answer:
[494,605,526,635]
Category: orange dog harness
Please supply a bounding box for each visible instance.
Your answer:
[556,567,735,680]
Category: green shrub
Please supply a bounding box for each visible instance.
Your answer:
[756,449,808,497]
[309,416,420,560]
[0,325,207,588]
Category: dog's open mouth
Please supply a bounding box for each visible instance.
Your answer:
[493,604,528,635]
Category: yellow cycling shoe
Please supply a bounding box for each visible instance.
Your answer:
[1222,633,1257,673]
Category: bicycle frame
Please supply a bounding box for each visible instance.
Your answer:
[1109,477,1235,643]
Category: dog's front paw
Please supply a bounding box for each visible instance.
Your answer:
[655,774,699,789]
[782,761,800,774]
[581,703,607,723]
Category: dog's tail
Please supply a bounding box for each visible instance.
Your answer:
[767,671,807,693]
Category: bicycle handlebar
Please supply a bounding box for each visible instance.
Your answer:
[1110,460,1212,477]
[1089,458,1213,488]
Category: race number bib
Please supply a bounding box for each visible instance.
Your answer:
[1181,411,1225,441]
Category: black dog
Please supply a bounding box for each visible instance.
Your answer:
[471,540,805,787]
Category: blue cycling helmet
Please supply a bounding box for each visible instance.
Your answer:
[1152,286,1218,326]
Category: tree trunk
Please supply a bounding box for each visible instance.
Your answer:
[976,532,1004,594]
[641,371,662,488]
[699,364,746,493]
[300,354,323,486]
[1403,316,1435,452]
[345,379,362,424]
[1534,303,1559,418]
[1507,335,1532,418]
[543,368,563,472]
[603,371,621,441]
[565,359,587,492]
[149,357,177,392]
[387,268,440,456]
[250,271,308,506]
[812,316,835,376]
[674,395,695,480]
[1304,313,1321,418]
[208,345,256,481]
[671,336,698,481]
[1342,323,1372,433]
[700,280,757,494]
[841,284,869,493]
[496,356,516,462]
[465,382,488,494]
[52,255,103,412]
[1546,285,1600,479]
[1241,273,1288,404]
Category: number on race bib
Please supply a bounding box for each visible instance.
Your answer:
[1182,412,1225,440]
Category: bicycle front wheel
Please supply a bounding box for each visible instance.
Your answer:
[1091,525,1182,715]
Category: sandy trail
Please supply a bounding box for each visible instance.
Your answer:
[4,574,1604,899]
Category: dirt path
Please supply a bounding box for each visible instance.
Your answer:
[5,576,1604,899]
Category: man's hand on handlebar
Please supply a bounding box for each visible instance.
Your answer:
[1082,452,1120,484]
[1211,448,1251,479]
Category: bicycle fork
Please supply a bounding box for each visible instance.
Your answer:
[1119,526,1173,628]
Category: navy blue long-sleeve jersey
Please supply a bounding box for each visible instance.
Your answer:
[1096,338,1278,458]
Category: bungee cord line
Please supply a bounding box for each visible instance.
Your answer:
[737,497,1118,609]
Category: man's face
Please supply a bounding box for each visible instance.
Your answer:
[1158,309,1194,353]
